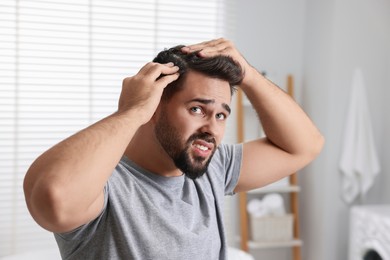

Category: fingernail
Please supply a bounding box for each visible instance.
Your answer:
[166,62,174,66]
[196,51,204,57]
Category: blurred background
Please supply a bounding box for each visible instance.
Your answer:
[1,0,389,259]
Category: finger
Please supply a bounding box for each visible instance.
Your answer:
[140,62,179,79]
[183,41,231,58]
[138,62,160,74]
[195,42,233,58]
[198,45,230,57]
[159,64,180,75]
[182,38,226,53]
[185,38,224,50]
[156,72,180,88]
[139,62,174,74]
[155,65,180,81]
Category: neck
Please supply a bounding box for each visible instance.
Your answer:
[124,123,182,177]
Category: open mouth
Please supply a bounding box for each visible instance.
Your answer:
[192,139,214,157]
[194,143,209,151]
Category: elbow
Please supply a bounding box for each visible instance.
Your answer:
[306,132,325,161]
[315,133,325,155]
[24,174,73,233]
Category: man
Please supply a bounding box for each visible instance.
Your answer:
[24,38,324,259]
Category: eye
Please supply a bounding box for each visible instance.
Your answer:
[190,106,203,115]
[216,113,227,121]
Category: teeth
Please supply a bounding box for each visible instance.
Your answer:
[195,144,208,151]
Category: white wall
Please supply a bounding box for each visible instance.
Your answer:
[233,0,390,259]
[302,0,390,259]
[235,0,306,96]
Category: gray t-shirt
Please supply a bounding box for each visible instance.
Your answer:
[54,143,242,260]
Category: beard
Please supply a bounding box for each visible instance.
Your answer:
[154,113,217,180]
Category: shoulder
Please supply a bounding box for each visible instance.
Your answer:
[210,143,243,167]
[207,143,243,195]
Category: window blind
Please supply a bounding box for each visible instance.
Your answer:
[0,0,236,256]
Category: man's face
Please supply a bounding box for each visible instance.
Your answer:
[154,71,232,179]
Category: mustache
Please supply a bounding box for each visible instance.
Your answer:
[187,133,216,145]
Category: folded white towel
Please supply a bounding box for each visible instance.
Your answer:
[339,68,381,204]
[247,193,286,217]
[247,198,269,218]
[262,193,286,216]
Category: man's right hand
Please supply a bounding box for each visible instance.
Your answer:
[118,62,179,124]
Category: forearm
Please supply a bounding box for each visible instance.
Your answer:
[24,109,142,229]
[241,67,324,157]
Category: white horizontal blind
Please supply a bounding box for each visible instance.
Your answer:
[0,0,236,256]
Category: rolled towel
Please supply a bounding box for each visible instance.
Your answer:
[247,199,269,218]
[247,193,286,218]
[262,193,286,216]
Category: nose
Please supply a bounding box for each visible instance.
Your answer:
[200,118,220,138]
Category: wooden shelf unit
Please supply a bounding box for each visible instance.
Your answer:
[237,75,302,260]
[248,238,303,249]
[248,185,301,195]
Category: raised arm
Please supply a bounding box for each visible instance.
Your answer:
[182,38,324,192]
[24,62,179,233]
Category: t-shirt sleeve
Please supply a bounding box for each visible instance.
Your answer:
[53,184,109,258]
[212,143,243,196]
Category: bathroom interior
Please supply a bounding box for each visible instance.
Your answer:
[1,0,390,259]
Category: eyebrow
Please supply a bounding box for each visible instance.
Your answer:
[187,98,231,114]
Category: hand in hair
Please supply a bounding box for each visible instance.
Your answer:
[181,38,254,86]
[118,62,179,124]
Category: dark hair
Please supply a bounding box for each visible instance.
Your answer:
[153,45,243,101]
